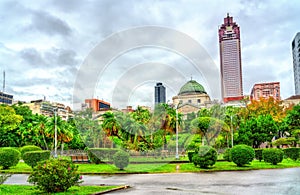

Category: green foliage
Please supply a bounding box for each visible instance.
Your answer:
[191,117,229,146]
[283,147,300,160]
[0,148,20,169]
[230,144,255,167]
[20,145,42,159]
[113,150,130,170]
[28,158,82,193]
[23,150,50,168]
[187,151,195,162]
[263,148,284,165]
[192,146,217,168]
[254,149,263,161]
[223,148,232,162]
[237,115,278,148]
[184,134,201,151]
[87,148,120,164]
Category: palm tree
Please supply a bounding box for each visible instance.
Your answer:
[102,112,122,147]
[45,116,73,154]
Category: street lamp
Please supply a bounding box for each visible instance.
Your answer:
[230,115,233,148]
[175,101,182,160]
[41,104,58,158]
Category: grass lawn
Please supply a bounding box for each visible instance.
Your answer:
[1,159,299,174]
[0,185,121,195]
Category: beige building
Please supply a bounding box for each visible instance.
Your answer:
[172,80,212,116]
[282,95,300,108]
[24,99,73,121]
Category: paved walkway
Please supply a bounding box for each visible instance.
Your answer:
[4,168,300,194]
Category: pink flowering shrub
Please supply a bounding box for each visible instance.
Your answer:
[28,158,82,193]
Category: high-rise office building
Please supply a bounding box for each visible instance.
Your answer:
[154,82,166,104]
[219,14,243,103]
[292,32,300,95]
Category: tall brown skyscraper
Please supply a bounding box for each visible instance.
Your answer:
[219,14,243,103]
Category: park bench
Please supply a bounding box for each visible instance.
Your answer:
[71,155,90,163]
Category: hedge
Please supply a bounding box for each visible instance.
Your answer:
[20,145,42,159]
[263,148,284,165]
[87,148,120,164]
[192,146,217,168]
[113,150,130,170]
[231,144,255,167]
[0,148,21,169]
[254,149,263,162]
[283,147,300,161]
[23,151,51,168]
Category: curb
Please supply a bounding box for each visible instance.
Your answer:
[90,185,130,195]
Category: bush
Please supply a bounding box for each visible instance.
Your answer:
[223,148,232,162]
[0,148,20,169]
[263,148,284,165]
[20,145,42,159]
[192,146,217,168]
[87,148,120,164]
[187,151,195,162]
[23,151,50,168]
[283,148,300,161]
[113,150,130,170]
[230,144,255,167]
[255,149,263,162]
[28,158,82,193]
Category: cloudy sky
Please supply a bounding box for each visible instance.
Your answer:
[1,0,299,109]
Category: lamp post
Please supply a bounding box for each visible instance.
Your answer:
[54,108,58,158]
[175,101,182,160]
[41,104,58,158]
[230,115,233,148]
[175,108,179,160]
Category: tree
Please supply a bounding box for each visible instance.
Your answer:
[281,104,300,146]
[74,108,103,148]
[237,114,278,148]
[0,105,23,147]
[45,115,73,153]
[240,97,289,122]
[102,111,122,148]
[191,117,229,146]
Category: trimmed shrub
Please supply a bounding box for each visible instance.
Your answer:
[263,148,284,165]
[192,146,217,168]
[231,144,255,167]
[223,148,232,162]
[113,150,130,170]
[23,151,51,168]
[28,158,82,193]
[0,148,20,169]
[20,145,42,159]
[87,148,120,164]
[283,148,300,161]
[187,151,195,162]
[255,149,263,162]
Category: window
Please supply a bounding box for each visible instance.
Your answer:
[188,100,192,103]
[197,99,201,103]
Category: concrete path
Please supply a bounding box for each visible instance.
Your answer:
[4,168,300,194]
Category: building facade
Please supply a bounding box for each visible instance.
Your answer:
[0,92,13,105]
[292,32,300,95]
[84,98,110,112]
[154,82,166,105]
[25,99,73,121]
[250,82,280,101]
[172,80,212,116]
[219,14,243,103]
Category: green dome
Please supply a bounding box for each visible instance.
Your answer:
[178,80,206,95]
